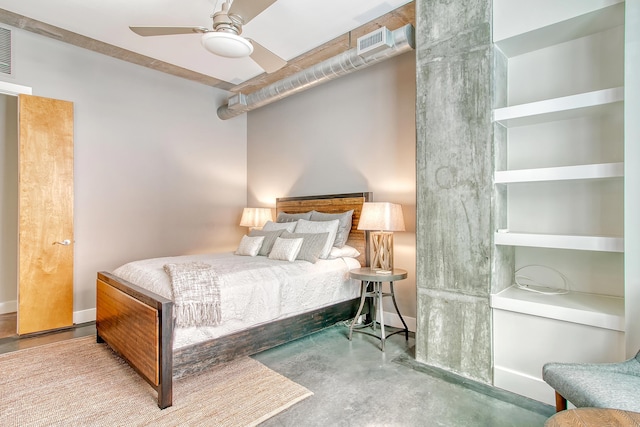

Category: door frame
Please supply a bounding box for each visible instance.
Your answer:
[0,81,31,318]
[0,81,31,96]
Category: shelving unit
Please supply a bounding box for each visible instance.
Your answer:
[494,162,623,183]
[491,0,627,405]
[494,232,623,253]
[493,1,624,57]
[491,286,624,331]
[493,87,624,127]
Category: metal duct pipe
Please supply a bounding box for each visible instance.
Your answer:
[217,24,415,120]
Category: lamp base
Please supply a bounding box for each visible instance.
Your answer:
[369,231,394,271]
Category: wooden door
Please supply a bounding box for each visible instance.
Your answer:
[17,94,74,335]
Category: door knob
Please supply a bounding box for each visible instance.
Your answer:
[53,239,71,246]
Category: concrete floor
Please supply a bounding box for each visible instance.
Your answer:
[0,322,554,426]
[253,323,554,427]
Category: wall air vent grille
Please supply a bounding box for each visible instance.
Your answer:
[357,27,393,58]
[0,27,11,75]
[360,31,383,50]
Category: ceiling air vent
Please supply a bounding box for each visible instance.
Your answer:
[0,27,11,75]
[357,27,393,59]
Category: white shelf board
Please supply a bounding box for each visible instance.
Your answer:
[491,285,624,331]
[493,87,624,127]
[494,232,624,252]
[494,2,624,58]
[495,162,624,183]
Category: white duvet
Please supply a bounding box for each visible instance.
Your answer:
[112,252,361,349]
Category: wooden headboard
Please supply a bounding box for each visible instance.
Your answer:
[276,192,372,267]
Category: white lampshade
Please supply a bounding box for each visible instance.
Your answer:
[240,207,273,228]
[201,32,253,58]
[357,202,404,271]
[357,202,405,232]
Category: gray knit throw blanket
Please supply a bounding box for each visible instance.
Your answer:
[163,262,222,327]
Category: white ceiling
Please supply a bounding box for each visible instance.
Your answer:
[0,0,412,85]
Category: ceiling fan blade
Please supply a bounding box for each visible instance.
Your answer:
[129,26,209,37]
[248,39,287,73]
[228,0,277,24]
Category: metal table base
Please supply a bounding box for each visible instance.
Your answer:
[348,278,408,351]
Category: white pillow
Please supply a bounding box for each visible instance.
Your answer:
[294,219,339,259]
[268,237,304,262]
[234,235,265,257]
[329,245,361,259]
[262,220,297,233]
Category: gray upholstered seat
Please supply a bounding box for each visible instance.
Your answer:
[542,351,640,412]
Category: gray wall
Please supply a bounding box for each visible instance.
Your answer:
[0,25,247,319]
[246,52,417,323]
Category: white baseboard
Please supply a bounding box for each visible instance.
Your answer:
[379,310,417,332]
[73,308,96,325]
[72,309,412,331]
[493,365,555,406]
[0,300,17,314]
[0,303,95,329]
[5,305,408,333]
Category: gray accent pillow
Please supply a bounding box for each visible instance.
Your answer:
[281,231,330,263]
[294,219,339,259]
[309,210,354,248]
[276,211,312,223]
[249,229,285,256]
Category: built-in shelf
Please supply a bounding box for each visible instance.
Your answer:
[491,285,624,331]
[491,0,628,406]
[494,2,624,58]
[495,162,624,184]
[493,87,624,127]
[494,232,623,252]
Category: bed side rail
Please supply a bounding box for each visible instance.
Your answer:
[173,297,360,378]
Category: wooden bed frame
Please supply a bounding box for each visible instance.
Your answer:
[96,192,372,409]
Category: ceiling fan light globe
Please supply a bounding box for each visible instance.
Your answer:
[201,32,253,58]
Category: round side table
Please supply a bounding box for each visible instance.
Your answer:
[348,267,408,351]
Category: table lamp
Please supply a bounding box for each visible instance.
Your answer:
[239,207,273,230]
[357,202,405,272]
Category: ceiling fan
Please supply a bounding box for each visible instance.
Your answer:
[129,0,287,73]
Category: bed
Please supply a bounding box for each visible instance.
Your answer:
[95,192,372,409]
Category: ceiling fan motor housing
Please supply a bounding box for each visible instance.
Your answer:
[204,0,253,57]
[130,0,282,66]
[212,2,243,35]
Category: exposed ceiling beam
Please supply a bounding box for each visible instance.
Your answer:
[0,2,414,94]
[0,8,234,91]
[231,2,415,94]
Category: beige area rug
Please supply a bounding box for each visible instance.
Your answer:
[0,336,312,426]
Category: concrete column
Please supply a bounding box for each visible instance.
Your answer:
[415,0,496,383]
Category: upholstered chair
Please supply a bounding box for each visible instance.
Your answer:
[542,351,640,412]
